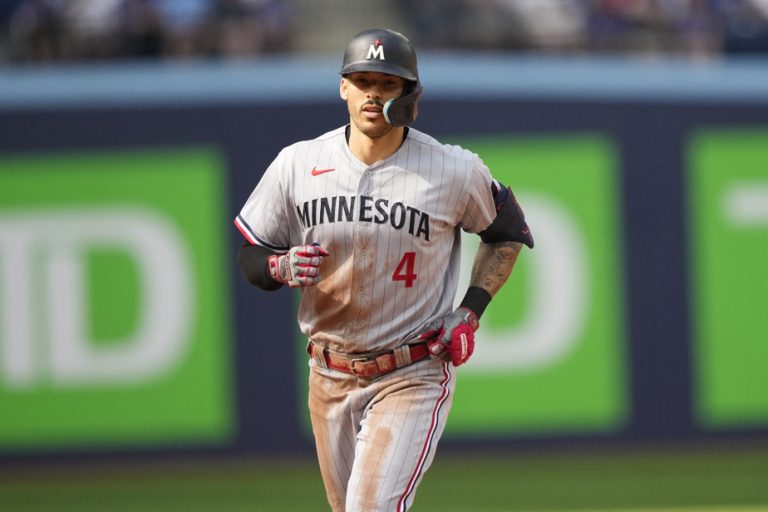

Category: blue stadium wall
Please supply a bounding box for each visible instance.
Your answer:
[1,55,767,459]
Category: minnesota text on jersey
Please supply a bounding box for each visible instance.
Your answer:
[296,195,431,241]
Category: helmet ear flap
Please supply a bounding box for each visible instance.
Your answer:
[383,85,423,127]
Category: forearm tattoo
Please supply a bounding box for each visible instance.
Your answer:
[469,241,522,297]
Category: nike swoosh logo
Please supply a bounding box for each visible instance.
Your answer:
[311,167,336,176]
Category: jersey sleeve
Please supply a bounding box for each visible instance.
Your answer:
[234,149,293,253]
[459,158,497,234]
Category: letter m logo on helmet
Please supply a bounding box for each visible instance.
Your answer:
[340,28,423,126]
[366,39,385,60]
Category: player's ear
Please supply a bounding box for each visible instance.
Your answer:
[340,77,348,101]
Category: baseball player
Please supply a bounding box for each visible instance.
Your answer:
[235,28,533,512]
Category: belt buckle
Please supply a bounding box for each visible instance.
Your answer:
[349,357,376,378]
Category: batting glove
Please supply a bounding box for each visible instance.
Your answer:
[268,244,330,288]
[418,307,479,366]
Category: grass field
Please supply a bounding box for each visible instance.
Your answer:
[1,444,766,511]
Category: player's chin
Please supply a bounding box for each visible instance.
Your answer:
[356,117,391,138]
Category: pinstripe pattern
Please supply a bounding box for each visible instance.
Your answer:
[237,124,499,511]
[396,362,452,511]
[309,358,454,512]
[238,126,497,354]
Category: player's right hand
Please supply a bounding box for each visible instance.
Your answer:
[268,244,330,288]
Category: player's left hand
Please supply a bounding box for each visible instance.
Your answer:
[268,243,330,288]
[418,307,479,366]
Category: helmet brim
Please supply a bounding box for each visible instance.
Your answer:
[340,60,418,83]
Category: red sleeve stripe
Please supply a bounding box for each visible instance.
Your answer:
[234,216,258,245]
[234,215,290,253]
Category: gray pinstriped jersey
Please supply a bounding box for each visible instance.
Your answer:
[236,125,497,354]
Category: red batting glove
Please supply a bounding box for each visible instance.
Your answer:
[418,307,479,366]
[268,244,330,288]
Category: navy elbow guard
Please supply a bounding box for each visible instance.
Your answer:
[478,184,534,248]
[237,243,284,291]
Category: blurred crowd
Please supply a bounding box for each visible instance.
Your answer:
[2,0,768,64]
[406,0,768,57]
[0,0,292,62]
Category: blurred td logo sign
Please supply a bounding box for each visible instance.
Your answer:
[690,129,768,428]
[458,194,587,371]
[0,208,191,388]
[0,149,233,450]
[448,135,628,436]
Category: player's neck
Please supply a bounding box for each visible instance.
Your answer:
[347,124,406,166]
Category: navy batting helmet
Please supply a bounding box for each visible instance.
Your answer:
[340,28,423,126]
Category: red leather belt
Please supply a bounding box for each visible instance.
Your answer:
[308,341,430,378]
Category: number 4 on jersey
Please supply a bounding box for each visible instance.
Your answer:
[392,251,417,288]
